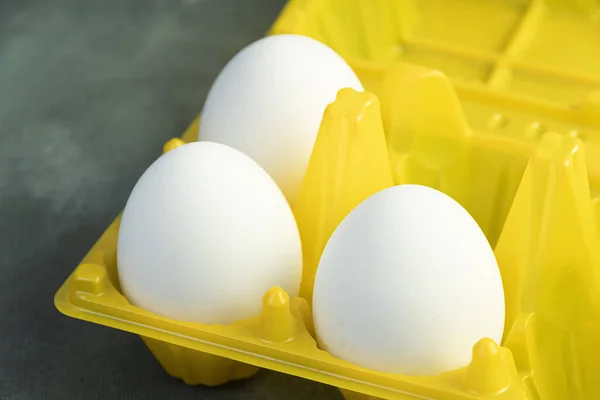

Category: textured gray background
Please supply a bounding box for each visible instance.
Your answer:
[0,0,342,398]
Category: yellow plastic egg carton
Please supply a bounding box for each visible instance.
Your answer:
[55,0,600,399]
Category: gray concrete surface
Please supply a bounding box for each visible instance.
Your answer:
[0,1,342,398]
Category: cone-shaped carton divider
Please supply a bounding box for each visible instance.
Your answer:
[294,88,394,305]
[496,131,600,399]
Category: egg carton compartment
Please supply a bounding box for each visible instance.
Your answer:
[56,58,600,400]
[378,62,600,247]
[272,0,600,122]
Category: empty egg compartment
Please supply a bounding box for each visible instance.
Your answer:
[272,0,600,123]
[378,61,600,245]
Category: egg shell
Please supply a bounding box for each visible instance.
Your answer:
[198,34,364,206]
[313,184,505,376]
[117,141,302,325]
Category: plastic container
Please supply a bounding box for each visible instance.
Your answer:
[55,1,600,399]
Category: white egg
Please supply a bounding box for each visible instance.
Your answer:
[198,34,363,206]
[313,184,505,376]
[117,142,302,325]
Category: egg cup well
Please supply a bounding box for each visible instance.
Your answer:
[56,0,600,398]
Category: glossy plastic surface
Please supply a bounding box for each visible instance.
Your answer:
[294,88,394,305]
[55,1,600,399]
[271,0,600,119]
